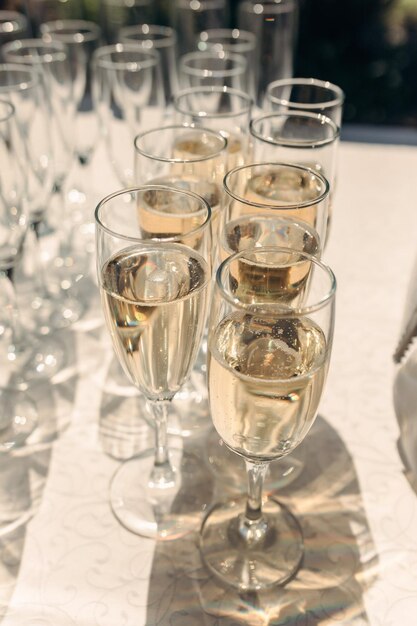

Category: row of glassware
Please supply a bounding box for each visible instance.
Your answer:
[0,9,341,593]
[1,0,300,105]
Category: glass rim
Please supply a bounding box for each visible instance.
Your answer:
[239,0,297,14]
[134,124,227,163]
[0,98,15,122]
[216,245,336,316]
[95,185,212,244]
[180,50,247,77]
[250,111,340,149]
[266,77,345,109]
[224,161,330,209]
[0,63,39,93]
[2,38,68,64]
[119,24,177,47]
[0,10,28,31]
[40,19,101,43]
[174,86,253,118]
[177,0,225,8]
[93,43,160,69]
[198,28,256,53]
[104,0,151,5]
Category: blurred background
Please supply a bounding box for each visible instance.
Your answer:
[1,0,417,143]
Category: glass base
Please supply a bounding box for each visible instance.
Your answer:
[7,335,66,388]
[168,370,210,438]
[0,389,38,451]
[200,496,303,591]
[49,295,86,329]
[205,430,304,492]
[110,447,213,540]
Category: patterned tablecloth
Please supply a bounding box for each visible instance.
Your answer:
[1,138,417,625]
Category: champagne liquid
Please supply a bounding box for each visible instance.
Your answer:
[208,312,328,460]
[220,215,319,303]
[224,132,247,170]
[221,214,320,259]
[173,132,224,159]
[135,184,212,266]
[101,244,209,401]
[144,175,221,259]
[171,131,225,187]
[242,168,325,234]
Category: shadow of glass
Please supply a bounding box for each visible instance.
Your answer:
[143,415,378,625]
[393,350,417,493]
[99,354,215,461]
[0,419,56,620]
[98,356,155,461]
[0,326,83,621]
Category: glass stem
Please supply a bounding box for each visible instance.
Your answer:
[148,400,175,488]
[2,267,25,354]
[54,180,71,242]
[245,460,269,522]
[236,460,270,547]
[31,220,51,301]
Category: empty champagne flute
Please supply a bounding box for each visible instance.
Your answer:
[0,63,68,376]
[201,246,336,590]
[93,44,165,187]
[237,0,299,106]
[119,24,179,107]
[2,39,75,201]
[41,19,102,213]
[178,49,248,93]
[174,85,253,169]
[196,28,257,101]
[1,40,85,327]
[0,100,39,448]
[101,0,154,43]
[26,0,83,36]
[173,0,228,57]
[0,11,30,53]
[264,77,345,127]
[95,186,212,539]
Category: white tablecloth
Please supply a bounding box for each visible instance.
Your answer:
[1,139,417,625]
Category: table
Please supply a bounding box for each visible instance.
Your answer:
[1,139,417,625]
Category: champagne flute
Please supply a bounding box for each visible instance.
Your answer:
[119,24,179,107]
[1,39,86,328]
[174,85,253,169]
[264,77,345,127]
[0,63,65,375]
[0,11,30,52]
[249,111,340,244]
[95,186,212,539]
[40,19,102,213]
[101,0,154,43]
[0,99,39,448]
[201,246,336,590]
[207,161,329,487]
[26,0,83,36]
[92,44,165,187]
[134,124,227,249]
[134,124,227,435]
[173,0,228,57]
[196,28,257,101]
[178,49,248,92]
[222,161,330,252]
[237,0,299,106]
